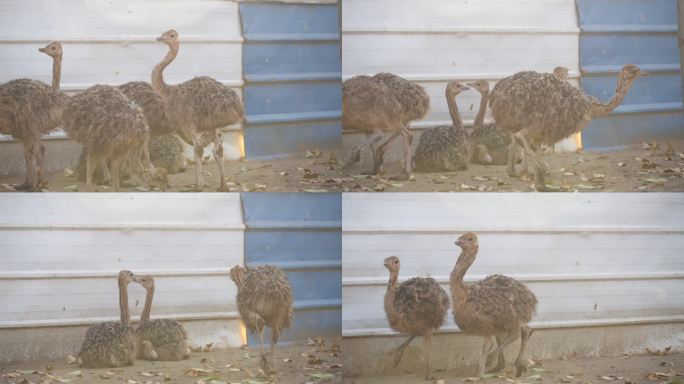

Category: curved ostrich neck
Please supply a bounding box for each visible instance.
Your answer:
[51,55,62,91]
[384,270,400,323]
[473,90,489,129]
[152,42,178,97]
[118,277,130,325]
[446,90,463,129]
[591,75,634,118]
[140,283,155,322]
[450,248,477,305]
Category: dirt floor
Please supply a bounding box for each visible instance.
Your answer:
[1,141,684,193]
[345,351,683,384]
[0,341,343,384]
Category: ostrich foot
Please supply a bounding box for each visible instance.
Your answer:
[342,151,362,170]
[389,171,410,181]
[515,362,527,378]
[13,182,33,191]
[259,352,275,374]
[486,358,505,373]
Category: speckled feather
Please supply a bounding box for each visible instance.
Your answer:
[136,319,189,360]
[235,265,294,337]
[149,134,186,174]
[389,277,450,335]
[118,81,172,137]
[414,125,472,172]
[78,322,137,368]
[0,79,66,140]
[471,124,511,165]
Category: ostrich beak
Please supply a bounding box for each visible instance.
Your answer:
[156,36,164,42]
[455,240,463,247]
[638,71,649,77]
[38,47,46,53]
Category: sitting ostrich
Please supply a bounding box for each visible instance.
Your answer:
[230,265,293,373]
[62,85,149,191]
[414,82,490,172]
[489,64,646,190]
[0,42,67,190]
[133,275,191,360]
[78,270,137,368]
[343,73,429,180]
[451,233,537,377]
[383,256,449,380]
[152,29,244,191]
[465,80,512,166]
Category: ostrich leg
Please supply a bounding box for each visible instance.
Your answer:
[343,129,383,169]
[513,129,547,191]
[85,151,97,192]
[424,330,435,380]
[211,129,227,191]
[36,142,47,188]
[478,335,494,377]
[191,131,204,191]
[372,128,404,174]
[110,157,123,192]
[487,333,507,373]
[17,140,36,190]
[393,335,416,367]
[389,127,412,181]
[514,326,532,377]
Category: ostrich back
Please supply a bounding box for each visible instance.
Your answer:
[165,76,244,134]
[414,125,472,172]
[471,123,511,165]
[119,81,172,137]
[454,274,537,336]
[489,71,595,146]
[373,73,430,121]
[237,265,294,335]
[78,322,137,368]
[136,318,187,357]
[62,85,149,154]
[342,75,403,132]
[390,277,449,335]
[0,79,66,140]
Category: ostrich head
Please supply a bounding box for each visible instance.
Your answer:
[133,275,155,291]
[118,270,135,284]
[466,80,489,94]
[455,232,479,251]
[446,82,470,96]
[38,42,62,58]
[157,29,180,47]
[620,64,647,83]
[383,256,401,273]
[229,265,247,288]
[553,66,569,80]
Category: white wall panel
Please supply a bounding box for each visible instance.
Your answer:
[342,193,684,337]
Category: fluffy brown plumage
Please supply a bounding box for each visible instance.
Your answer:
[489,64,645,190]
[78,270,137,368]
[152,29,244,191]
[383,256,449,380]
[149,134,187,174]
[133,275,190,361]
[230,265,293,373]
[342,73,429,179]
[451,233,537,377]
[413,82,474,172]
[0,42,67,189]
[62,85,149,191]
[466,80,512,166]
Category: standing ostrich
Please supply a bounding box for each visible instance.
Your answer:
[133,275,191,361]
[488,64,646,190]
[413,82,489,171]
[451,233,537,377]
[229,265,293,373]
[78,270,137,368]
[383,256,449,380]
[342,73,429,180]
[0,42,67,190]
[62,84,149,191]
[465,80,512,166]
[152,29,244,191]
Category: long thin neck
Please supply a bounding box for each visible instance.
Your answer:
[51,55,62,91]
[473,90,489,130]
[384,270,399,323]
[118,278,130,325]
[450,248,477,305]
[140,284,155,322]
[151,43,178,98]
[591,75,633,117]
[446,90,463,129]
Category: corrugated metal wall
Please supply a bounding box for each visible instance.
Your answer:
[241,192,342,344]
[239,2,341,159]
[342,193,684,337]
[0,193,246,362]
[578,0,684,150]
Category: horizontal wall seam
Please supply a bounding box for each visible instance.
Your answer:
[0,225,245,231]
[243,33,340,42]
[245,111,341,124]
[342,27,580,35]
[580,25,678,33]
[342,272,684,287]
[243,220,341,229]
[342,73,580,82]
[0,37,244,44]
[342,315,684,337]
[0,269,236,280]
[341,228,684,234]
[244,73,341,83]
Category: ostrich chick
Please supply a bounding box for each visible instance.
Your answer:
[383,256,449,380]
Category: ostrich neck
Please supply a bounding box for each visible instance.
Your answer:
[51,55,62,91]
[473,90,489,130]
[450,248,477,306]
[446,90,463,129]
[140,284,155,322]
[590,75,634,118]
[384,270,400,324]
[118,277,130,325]
[152,43,178,98]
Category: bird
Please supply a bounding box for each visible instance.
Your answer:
[466,80,513,166]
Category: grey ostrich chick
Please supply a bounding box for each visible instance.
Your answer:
[0,42,67,190]
[149,134,187,174]
[230,265,293,373]
[383,256,449,380]
[78,270,138,368]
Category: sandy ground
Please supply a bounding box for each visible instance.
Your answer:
[2,142,684,193]
[0,342,343,384]
[345,352,683,384]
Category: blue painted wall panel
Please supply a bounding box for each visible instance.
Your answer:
[578,0,684,149]
[240,3,341,159]
[241,193,342,344]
